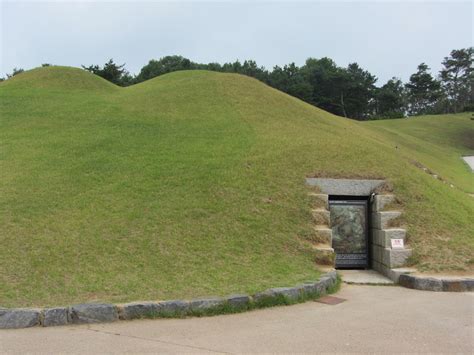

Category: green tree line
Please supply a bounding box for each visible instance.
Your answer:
[3,48,472,120]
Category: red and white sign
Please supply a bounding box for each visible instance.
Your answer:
[391,239,404,249]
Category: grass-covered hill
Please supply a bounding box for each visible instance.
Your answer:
[1,66,472,307]
[365,113,474,194]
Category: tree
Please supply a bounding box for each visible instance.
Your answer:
[405,63,442,115]
[221,60,242,74]
[136,56,195,82]
[268,63,312,102]
[82,59,132,86]
[205,62,222,72]
[6,67,24,79]
[300,58,377,119]
[241,60,269,82]
[440,47,473,113]
[375,77,406,118]
[301,57,345,115]
[342,63,377,120]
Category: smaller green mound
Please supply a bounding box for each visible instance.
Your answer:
[0,66,118,92]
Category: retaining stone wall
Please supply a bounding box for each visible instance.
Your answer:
[399,274,474,292]
[0,271,337,329]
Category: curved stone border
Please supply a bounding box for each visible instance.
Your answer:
[0,271,338,329]
[399,274,474,292]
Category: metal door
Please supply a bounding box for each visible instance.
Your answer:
[329,199,369,268]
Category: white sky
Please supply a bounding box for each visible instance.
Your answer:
[1,0,472,84]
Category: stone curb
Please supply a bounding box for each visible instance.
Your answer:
[0,271,338,330]
[398,274,474,292]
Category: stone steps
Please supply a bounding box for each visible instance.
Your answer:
[308,226,333,244]
[311,208,331,226]
[308,192,335,266]
[308,193,329,209]
[312,245,335,266]
[312,243,334,251]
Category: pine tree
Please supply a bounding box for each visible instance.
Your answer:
[405,63,441,115]
[440,47,473,113]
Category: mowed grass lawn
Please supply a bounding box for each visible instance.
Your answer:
[0,67,473,308]
[365,113,474,193]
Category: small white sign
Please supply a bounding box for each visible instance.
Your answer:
[391,239,404,249]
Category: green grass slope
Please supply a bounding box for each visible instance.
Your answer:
[365,114,474,193]
[0,67,472,307]
[0,66,118,91]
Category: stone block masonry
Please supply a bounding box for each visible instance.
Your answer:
[370,194,394,212]
[189,298,226,313]
[226,294,251,308]
[69,303,119,324]
[370,194,412,278]
[304,178,472,292]
[0,308,40,329]
[312,209,331,226]
[399,274,474,292]
[305,178,411,280]
[372,245,412,269]
[306,178,385,196]
[311,226,333,244]
[372,229,406,248]
[42,307,68,327]
[0,271,338,329]
[306,189,335,266]
[308,193,329,209]
[118,302,160,320]
[371,211,401,229]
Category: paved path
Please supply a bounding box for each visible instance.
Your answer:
[339,269,394,284]
[462,156,474,171]
[1,285,473,353]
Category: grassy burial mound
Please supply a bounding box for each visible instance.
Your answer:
[1,66,473,307]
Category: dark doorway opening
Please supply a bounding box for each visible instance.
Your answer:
[329,195,371,269]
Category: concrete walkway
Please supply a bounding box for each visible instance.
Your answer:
[1,285,472,353]
[339,269,394,284]
[462,156,474,171]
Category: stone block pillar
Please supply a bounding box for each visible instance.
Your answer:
[370,195,411,276]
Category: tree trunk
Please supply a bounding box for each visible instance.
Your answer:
[340,92,347,118]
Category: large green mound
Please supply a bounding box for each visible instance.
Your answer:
[0,67,472,307]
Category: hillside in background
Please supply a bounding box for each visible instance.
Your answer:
[365,113,474,193]
[0,66,472,307]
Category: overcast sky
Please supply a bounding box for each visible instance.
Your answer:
[1,0,472,84]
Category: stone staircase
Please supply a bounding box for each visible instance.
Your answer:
[308,193,335,266]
